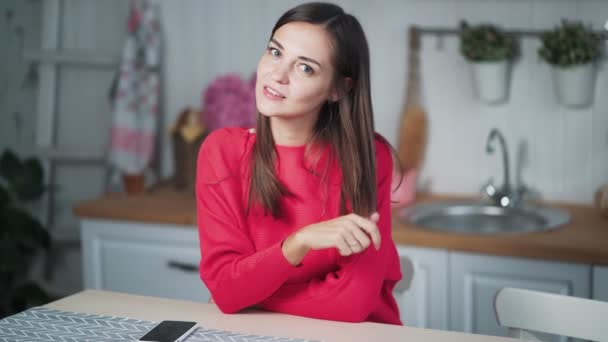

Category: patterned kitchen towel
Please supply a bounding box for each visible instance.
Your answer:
[0,307,320,342]
[108,0,161,174]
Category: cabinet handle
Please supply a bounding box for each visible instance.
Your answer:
[167,260,198,273]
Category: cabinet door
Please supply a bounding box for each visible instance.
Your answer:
[395,245,448,330]
[593,266,608,302]
[450,251,591,342]
[81,219,210,303]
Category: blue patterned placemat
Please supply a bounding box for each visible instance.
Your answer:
[0,307,319,342]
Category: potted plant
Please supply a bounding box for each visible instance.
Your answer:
[538,20,603,108]
[0,149,52,318]
[460,22,517,104]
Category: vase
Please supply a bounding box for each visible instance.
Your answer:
[469,60,511,105]
[595,184,608,218]
[122,172,145,195]
[551,63,596,109]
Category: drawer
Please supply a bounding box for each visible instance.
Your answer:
[81,219,210,303]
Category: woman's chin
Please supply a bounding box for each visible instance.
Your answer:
[256,104,282,118]
[255,101,271,116]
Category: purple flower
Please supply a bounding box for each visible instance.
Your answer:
[201,73,257,131]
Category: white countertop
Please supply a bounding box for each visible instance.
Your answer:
[45,290,517,342]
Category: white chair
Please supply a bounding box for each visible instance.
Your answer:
[494,287,608,342]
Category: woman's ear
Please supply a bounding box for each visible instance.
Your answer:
[329,77,353,102]
[343,77,353,93]
[329,89,339,102]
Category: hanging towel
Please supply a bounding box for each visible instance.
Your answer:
[108,0,161,175]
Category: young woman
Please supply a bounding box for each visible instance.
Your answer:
[196,2,403,325]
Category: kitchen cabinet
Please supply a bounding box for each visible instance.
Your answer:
[394,246,448,330]
[396,246,595,341]
[593,265,608,302]
[80,219,210,303]
[449,251,590,342]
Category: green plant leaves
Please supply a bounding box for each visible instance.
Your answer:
[0,150,45,201]
[0,185,10,210]
[0,150,21,183]
[460,19,603,66]
[20,159,45,200]
[10,282,52,314]
[0,241,25,273]
[460,23,516,62]
[0,148,51,318]
[1,207,50,251]
[538,20,602,67]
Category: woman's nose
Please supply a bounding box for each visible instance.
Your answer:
[270,62,289,84]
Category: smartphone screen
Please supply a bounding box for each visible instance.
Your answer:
[139,320,198,342]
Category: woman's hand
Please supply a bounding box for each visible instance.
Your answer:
[282,213,381,266]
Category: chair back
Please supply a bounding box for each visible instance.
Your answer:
[494,287,608,341]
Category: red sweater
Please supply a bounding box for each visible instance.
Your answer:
[196,127,402,325]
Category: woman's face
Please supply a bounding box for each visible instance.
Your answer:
[255,21,337,122]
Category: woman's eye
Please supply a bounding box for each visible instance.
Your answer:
[299,64,313,74]
[268,47,280,57]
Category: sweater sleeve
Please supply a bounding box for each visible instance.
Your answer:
[196,129,296,314]
[259,138,398,323]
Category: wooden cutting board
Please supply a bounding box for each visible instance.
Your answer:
[397,26,428,173]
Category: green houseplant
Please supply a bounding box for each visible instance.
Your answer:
[0,149,52,318]
[460,22,517,105]
[538,20,603,108]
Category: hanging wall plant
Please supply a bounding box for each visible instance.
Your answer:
[538,19,603,109]
[460,22,517,105]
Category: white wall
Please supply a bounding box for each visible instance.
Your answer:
[159,0,608,204]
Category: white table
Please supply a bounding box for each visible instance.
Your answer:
[45,290,517,342]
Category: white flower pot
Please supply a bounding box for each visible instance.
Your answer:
[551,63,597,109]
[469,60,511,105]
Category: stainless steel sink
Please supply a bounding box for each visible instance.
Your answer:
[399,201,570,235]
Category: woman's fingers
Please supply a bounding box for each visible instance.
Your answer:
[336,235,353,256]
[299,212,381,256]
[349,225,371,250]
[346,214,381,250]
[369,212,380,222]
[341,220,362,254]
[343,235,360,252]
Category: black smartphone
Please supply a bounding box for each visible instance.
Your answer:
[138,320,198,342]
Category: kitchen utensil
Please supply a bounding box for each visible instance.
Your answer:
[397,26,428,173]
[392,26,428,208]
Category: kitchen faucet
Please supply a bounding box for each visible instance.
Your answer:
[482,128,524,207]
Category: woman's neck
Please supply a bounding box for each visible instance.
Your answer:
[270,115,317,146]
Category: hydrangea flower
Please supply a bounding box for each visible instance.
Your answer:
[201,73,256,131]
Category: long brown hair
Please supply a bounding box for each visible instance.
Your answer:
[250,2,379,218]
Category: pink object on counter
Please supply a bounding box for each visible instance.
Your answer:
[390,168,418,209]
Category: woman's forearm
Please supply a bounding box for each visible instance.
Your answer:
[281,232,310,266]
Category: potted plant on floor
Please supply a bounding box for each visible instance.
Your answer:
[538,19,603,109]
[0,149,52,318]
[460,22,517,104]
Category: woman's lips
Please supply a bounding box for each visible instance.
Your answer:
[263,86,285,101]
